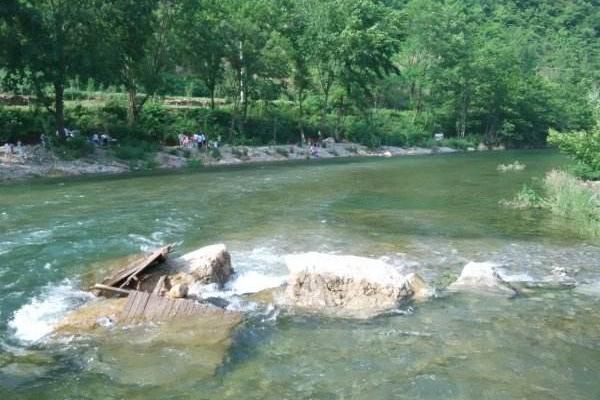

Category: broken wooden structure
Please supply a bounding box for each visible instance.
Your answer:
[90,244,217,322]
[120,291,229,323]
[99,244,173,291]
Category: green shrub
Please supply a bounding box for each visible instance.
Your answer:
[343,110,432,148]
[442,136,478,150]
[186,159,203,169]
[543,170,599,222]
[544,170,600,238]
[139,102,173,141]
[500,184,543,209]
[0,107,49,143]
[112,139,157,160]
[143,159,160,170]
[101,98,127,120]
[570,163,600,181]
[504,170,600,238]
[345,118,381,148]
[51,136,95,160]
[210,147,222,160]
[113,144,146,160]
[548,126,600,179]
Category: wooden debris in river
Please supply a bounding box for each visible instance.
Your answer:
[91,244,236,324]
[120,291,230,323]
[99,244,173,290]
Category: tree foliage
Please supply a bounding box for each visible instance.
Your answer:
[0,0,598,147]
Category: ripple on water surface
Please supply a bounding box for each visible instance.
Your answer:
[1,151,600,399]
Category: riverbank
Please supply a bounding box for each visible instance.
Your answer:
[0,142,462,182]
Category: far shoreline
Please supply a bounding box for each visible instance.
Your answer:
[0,141,514,184]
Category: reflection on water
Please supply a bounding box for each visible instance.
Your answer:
[1,150,600,399]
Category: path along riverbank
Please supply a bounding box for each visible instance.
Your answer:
[0,142,471,182]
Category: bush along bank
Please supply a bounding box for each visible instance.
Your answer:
[502,170,600,239]
[2,100,509,157]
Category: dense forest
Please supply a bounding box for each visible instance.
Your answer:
[0,0,598,150]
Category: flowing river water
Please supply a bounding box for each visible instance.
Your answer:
[1,150,599,399]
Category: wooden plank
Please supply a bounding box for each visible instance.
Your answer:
[102,244,173,289]
[122,291,150,321]
[119,291,219,323]
[118,245,173,289]
[143,293,161,320]
[91,284,132,297]
[151,276,166,296]
[133,292,151,321]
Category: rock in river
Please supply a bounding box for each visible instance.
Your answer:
[169,243,233,289]
[167,283,189,299]
[448,261,516,295]
[76,309,243,385]
[53,298,128,334]
[282,252,429,318]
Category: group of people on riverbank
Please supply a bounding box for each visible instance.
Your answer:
[0,141,27,162]
[90,133,116,146]
[178,132,220,150]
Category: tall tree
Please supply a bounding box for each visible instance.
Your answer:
[175,0,228,110]
[221,0,279,134]
[100,0,178,124]
[3,0,100,136]
[275,0,312,143]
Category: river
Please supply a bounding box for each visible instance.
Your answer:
[1,150,599,399]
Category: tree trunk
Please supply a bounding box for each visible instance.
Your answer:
[273,111,278,144]
[54,82,65,138]
[457,89,469,138]
[319,89,330,139]
[334,95,345,141]
[298,95,305,145]
[209,85,216,110]
[239,41,248,122]
[127,87,138,125]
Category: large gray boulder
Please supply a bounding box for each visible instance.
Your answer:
[169,244,233,289]
[282,252,429,318]
[448,262,516,295]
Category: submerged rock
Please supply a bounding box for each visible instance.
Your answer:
[449,262,516,295]
[53,298,127,335]
[54,294,242,336]
[282,252,429,318]
[83,311,243,385]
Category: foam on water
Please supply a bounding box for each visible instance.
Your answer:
[127,234,163,251]
[498,271,536,283]
[228,271,287,295]
[230,246,287,275]
[8,279,94,344]
[189,271,287,300]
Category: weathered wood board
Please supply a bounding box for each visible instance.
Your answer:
[120,291,228,323]
[101,244,173,289]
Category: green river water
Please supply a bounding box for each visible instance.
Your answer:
[1,150,599,399]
